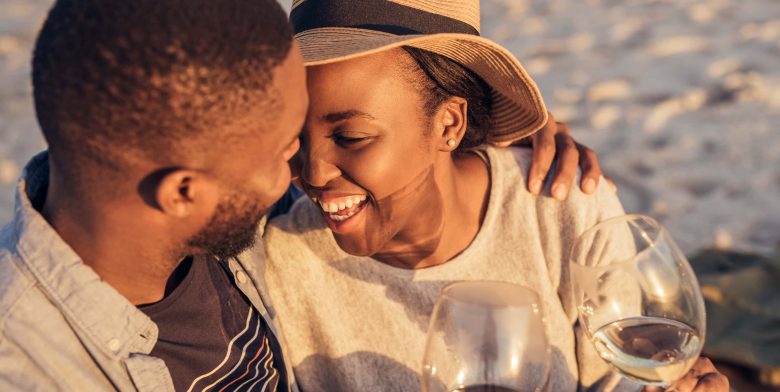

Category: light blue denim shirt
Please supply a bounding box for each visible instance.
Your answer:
[0,152,298,392]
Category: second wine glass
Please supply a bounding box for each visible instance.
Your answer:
[421,281,551,392]
[570,214,706,388]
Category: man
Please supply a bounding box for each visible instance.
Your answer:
[0,0,605,391]
[0,0,306,390]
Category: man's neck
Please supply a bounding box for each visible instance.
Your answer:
[41,167,182,305]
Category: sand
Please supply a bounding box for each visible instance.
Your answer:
[1,0,778,255]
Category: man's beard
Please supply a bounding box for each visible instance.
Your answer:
[187,190,267,259]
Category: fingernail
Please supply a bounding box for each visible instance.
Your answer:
[583,178,596,194]
[530,179,543,194]
[552,184,567,200]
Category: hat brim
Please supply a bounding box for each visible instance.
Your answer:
[296,27,548,143]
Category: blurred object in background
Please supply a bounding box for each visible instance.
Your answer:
[690,249,780,391]
[482,0,780,256]
[0,0,51,223]
[1,0,779,251]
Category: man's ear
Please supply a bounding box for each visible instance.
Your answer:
[155,169,219,219]
[435,96,468,152]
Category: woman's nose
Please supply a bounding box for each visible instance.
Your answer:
[302,155,341,188]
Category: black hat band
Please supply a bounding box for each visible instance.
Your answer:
[291,0,480,36]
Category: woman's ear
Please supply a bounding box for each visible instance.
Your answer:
[436,96,468,152]
[155,169,219,219]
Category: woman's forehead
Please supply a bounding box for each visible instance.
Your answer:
[306,54,420,110]
[306,48,415,81]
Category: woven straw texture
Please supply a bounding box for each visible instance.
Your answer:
[291,0,549,142]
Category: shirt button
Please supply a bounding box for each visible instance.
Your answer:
[107,339,121,353]
[235,270,248,284]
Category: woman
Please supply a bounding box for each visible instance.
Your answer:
[262,1,728,391]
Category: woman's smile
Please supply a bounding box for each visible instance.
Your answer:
[299,49,481,263]
[312,193,369,232]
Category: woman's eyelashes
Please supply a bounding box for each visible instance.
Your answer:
[332,131,373,147]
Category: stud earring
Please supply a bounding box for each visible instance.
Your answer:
[446,139,456,147]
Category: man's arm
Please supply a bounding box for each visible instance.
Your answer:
[494,111,616,200]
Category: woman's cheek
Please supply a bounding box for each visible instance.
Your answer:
[347,143,423,200]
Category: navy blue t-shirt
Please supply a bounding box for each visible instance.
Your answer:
[140,256,284,392]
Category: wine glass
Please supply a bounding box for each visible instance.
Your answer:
[570,214,706,388]
[421,281,551,392]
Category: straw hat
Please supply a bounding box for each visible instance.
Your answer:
[290,0,549,143]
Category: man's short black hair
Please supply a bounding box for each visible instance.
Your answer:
[32,0,293,171]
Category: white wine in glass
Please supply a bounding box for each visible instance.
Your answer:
[570,214,706,387]
[592,316,701,384]
[421,281,550,392]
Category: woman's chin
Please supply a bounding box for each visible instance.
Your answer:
[332,234,376,258]
[323,203,391,258]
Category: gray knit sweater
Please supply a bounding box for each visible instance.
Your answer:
[263,147,636,391]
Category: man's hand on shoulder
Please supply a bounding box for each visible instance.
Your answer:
[492,112,617,200]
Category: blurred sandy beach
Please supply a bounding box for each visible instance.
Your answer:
[0,0,778,255]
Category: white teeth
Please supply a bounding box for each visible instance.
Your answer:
[319,201,337,213]
[329,208,359,221]
[319,195,368,213]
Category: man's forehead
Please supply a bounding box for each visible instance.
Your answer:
[271,44,308,135]
[275,42,309,113]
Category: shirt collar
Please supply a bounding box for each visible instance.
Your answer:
[11,151,158,358]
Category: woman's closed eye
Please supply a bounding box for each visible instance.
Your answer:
[332,132,374,147]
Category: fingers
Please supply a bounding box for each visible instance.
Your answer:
[691,357,718,375]
[550,127,579,200]
[668,372,699,392]
[666,358,729,392]
[527,117,557,195]
[525,112,609,199]
[691,372,729,392]
[698,372,730,392]
[576,142,602,195]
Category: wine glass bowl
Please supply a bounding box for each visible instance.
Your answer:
[570,214,706,387]
[422,281,550,392]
